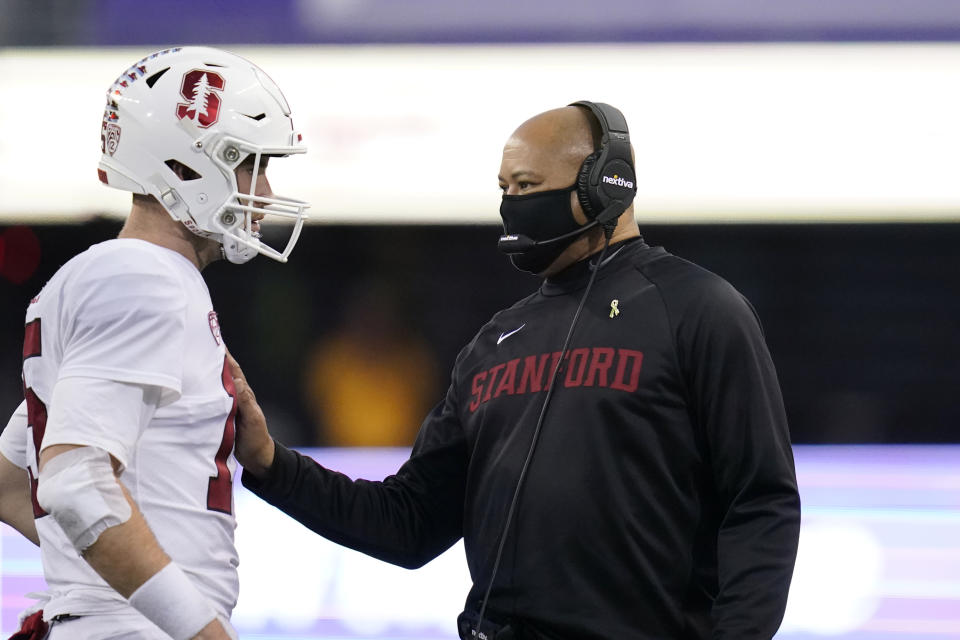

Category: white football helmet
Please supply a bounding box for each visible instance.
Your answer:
[98,46,309,264]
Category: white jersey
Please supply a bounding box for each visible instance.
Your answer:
[0,238,238,620]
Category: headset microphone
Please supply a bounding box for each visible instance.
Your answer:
[496,234,535,253]
[497,222,595,254]
[497,200,626,255]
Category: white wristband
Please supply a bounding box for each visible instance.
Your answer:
[128,563,218,640]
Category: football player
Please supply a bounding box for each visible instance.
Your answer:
[0,46,308,640]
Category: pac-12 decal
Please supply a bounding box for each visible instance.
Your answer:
[176,69,225,128]
[102,122,122,156]
[207,311,222,346]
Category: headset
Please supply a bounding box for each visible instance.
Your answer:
[497,100,637,254]
[467,102,637,640]
[571,100,637,231]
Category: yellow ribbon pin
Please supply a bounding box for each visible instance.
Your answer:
[609,299,620,318]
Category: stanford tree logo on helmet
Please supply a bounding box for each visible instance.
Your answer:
[176,70,226,128]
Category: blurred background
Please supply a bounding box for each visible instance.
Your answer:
[2,1,960,638]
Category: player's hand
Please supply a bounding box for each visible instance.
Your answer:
[226,351,275,478]
[191,618,232,640]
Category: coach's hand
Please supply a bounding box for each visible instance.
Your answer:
[227,352,275,478]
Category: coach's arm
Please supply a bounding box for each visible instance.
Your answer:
[230,354,466,569]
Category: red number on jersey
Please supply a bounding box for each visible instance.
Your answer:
[207,355,237,514]
[22,319,48,518]
[24,321,238,516]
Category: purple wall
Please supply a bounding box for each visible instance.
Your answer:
[6,0,960,46]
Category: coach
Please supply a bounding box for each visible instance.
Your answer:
[232,101,801,640]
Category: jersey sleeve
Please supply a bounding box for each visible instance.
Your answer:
[243,376,468,569]
[0,401,29,469]
[58,252,186,406]
[671,273,801,639]
[42,377,162,470]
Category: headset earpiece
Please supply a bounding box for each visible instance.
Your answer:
[570,101,637,225]
[576,151,600,219]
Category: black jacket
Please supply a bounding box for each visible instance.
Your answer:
[243,239,801,640]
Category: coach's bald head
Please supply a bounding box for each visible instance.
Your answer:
[499,107,596,206]
[498,105,638,277]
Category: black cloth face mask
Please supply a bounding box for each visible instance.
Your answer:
[499,183,586,274]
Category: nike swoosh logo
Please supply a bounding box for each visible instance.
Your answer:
[497,324,526,345]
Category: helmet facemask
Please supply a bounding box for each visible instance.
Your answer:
[200,134,309,264]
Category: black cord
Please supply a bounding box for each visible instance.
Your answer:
[473,229,614,635]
